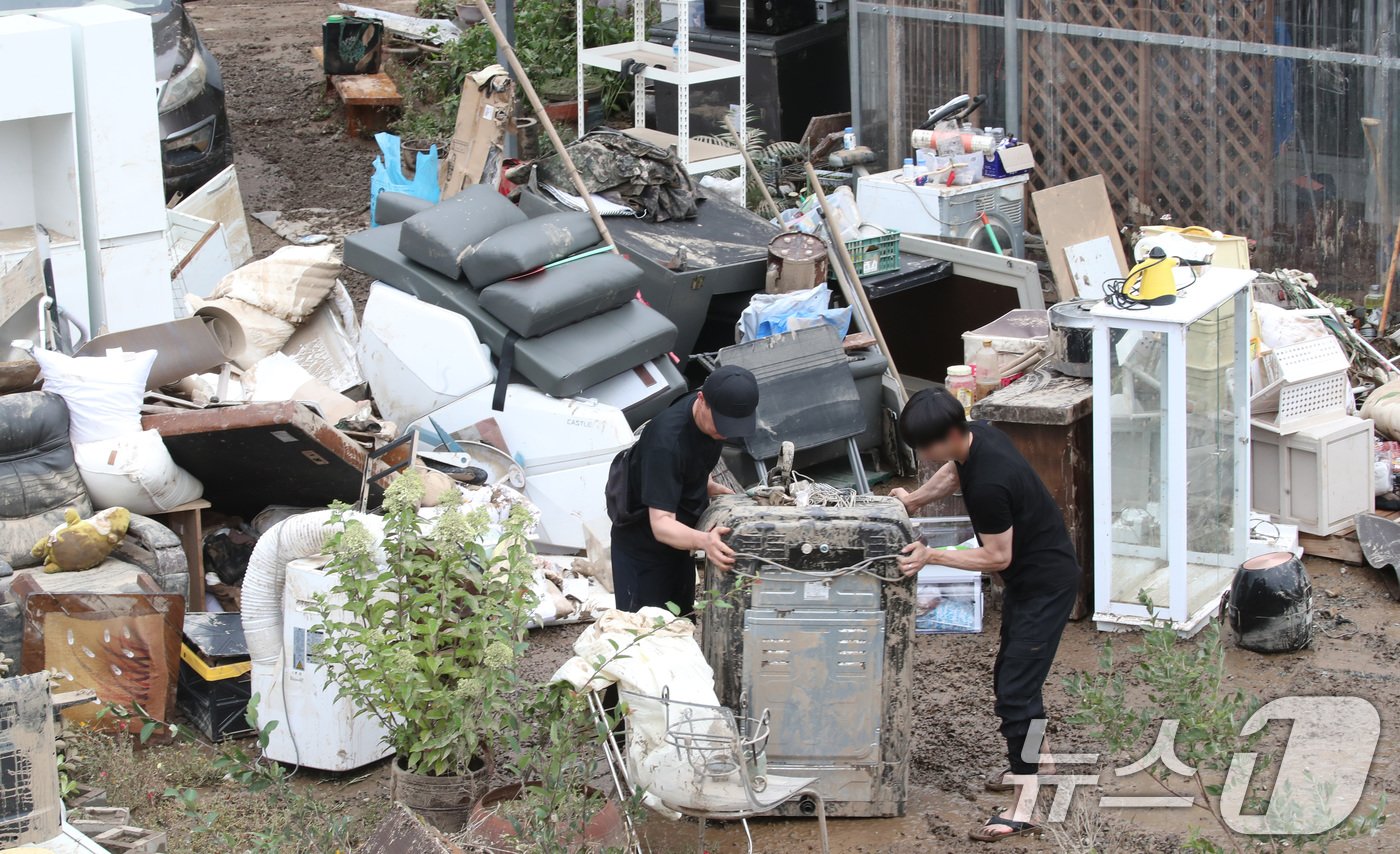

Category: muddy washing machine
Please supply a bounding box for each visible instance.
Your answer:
[699,491,916,818]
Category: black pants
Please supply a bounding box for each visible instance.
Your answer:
[994,581,1077,774]
[610,525,696,616]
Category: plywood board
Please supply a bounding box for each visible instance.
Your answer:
[1031,175,1128,303]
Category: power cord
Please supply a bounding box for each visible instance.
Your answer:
[1101,254,1201,310]
[728,551,909,583]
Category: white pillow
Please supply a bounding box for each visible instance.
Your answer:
[32,348,157,444]
[74,430,203,515]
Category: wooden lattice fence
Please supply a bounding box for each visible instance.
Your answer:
[1020,1,1275,245]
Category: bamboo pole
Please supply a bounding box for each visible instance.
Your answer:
[1380,218,1400,338]
[474,0,615,251]
[803,161,908,408]
[723,115,781,220]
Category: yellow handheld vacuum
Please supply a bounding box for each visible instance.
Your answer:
[1104,247,1207,309]
[1121,247,1179,306]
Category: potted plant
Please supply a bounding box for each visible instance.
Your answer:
[316,470,538,832]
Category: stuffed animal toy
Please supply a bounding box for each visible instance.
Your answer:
[30,507,131,574]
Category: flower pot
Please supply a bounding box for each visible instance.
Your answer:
[468,782,627,851]
[390,754,488,833]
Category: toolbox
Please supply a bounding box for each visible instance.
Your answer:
[176,612,253,742]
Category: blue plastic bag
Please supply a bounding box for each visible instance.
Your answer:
[738,283,853,343]
[370,132,440,226]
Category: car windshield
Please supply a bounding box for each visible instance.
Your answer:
[0,0,167,11]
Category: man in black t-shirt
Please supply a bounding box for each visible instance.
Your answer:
[609,366,760,616]
[890,388,1079,843]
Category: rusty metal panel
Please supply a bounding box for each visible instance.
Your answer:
[744,610,885,766]
[141,402,386,517]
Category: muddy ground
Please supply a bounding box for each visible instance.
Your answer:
[170,1,1400,850]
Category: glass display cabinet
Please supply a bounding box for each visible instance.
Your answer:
[1091,267,1255,634]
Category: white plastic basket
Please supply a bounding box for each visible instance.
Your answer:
[1275,373,1350,427]
[1260,336,1349,385]
[1251,336,1351,427]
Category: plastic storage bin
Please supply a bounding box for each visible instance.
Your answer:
[916,564,983,634]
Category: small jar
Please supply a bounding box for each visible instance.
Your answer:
[945,365,976,416]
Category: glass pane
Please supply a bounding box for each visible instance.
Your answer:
[1185,301,1239,615]
[1107,326,1169,610]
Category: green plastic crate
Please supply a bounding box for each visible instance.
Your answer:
[843,228,901,277]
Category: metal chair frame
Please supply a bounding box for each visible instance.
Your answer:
[587,686,830,854]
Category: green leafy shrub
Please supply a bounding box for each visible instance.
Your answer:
[315,471,538,776]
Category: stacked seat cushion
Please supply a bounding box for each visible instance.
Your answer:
[477,253,641,338]
[461,212,602,287]
[343,223,676,398]
[397,185,527,279]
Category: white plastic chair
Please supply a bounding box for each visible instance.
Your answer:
[588,687,830,854]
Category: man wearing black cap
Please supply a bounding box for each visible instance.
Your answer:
[608,365,760,615]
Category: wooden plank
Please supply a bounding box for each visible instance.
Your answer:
[1031,175,1129,303]
[332,72,402,106]
[1300,531,1363,564]
[971,368,1093,426]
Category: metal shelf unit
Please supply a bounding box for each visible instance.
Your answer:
[576,0,746,177]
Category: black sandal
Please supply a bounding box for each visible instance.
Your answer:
[968,811,1041,843]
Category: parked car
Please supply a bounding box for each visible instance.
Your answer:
[0,0,233,199]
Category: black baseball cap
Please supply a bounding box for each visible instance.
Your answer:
[702,365,759,439]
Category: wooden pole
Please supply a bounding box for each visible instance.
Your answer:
[1380,218,1400,338]
[723,115,781,220]
[803,161,908,407]
[474,0,616,252]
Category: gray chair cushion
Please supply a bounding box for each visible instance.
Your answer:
[374,191,437,226]
[477,253,641,338]
[397,185,527,279]
[344,223,678,397]
[0,392,92,569]
[461,212,601,287]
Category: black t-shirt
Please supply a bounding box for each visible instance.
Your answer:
[955,422,1080,593]
[613,393,723,554]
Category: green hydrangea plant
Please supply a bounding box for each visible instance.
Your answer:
[315,470,538,776]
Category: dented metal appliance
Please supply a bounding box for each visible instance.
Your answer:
[699,494,916,817]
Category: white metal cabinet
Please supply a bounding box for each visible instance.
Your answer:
[1252,414,1374,536]
[39,6,165,239]
[40,6,171,332]
[0,16,88,327]
[1091,267,1255,635]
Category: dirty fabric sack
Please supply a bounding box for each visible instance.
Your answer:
[75,429,203,515]
[461,211,602,286]
[521,129,699,222]
[204,244,339,325]
[478,253,640,338]
[398,184,527,280]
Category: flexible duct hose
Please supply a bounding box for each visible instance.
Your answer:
[243,510,383,670]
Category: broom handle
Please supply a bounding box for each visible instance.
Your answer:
[724,115,781,220]
[474,0,616,252]
[803,161,908,408]
[1381,217,1400,337]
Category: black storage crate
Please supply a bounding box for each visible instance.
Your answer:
[649,20,849,143]
[703,0,815,35]
[176,613,253,742]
